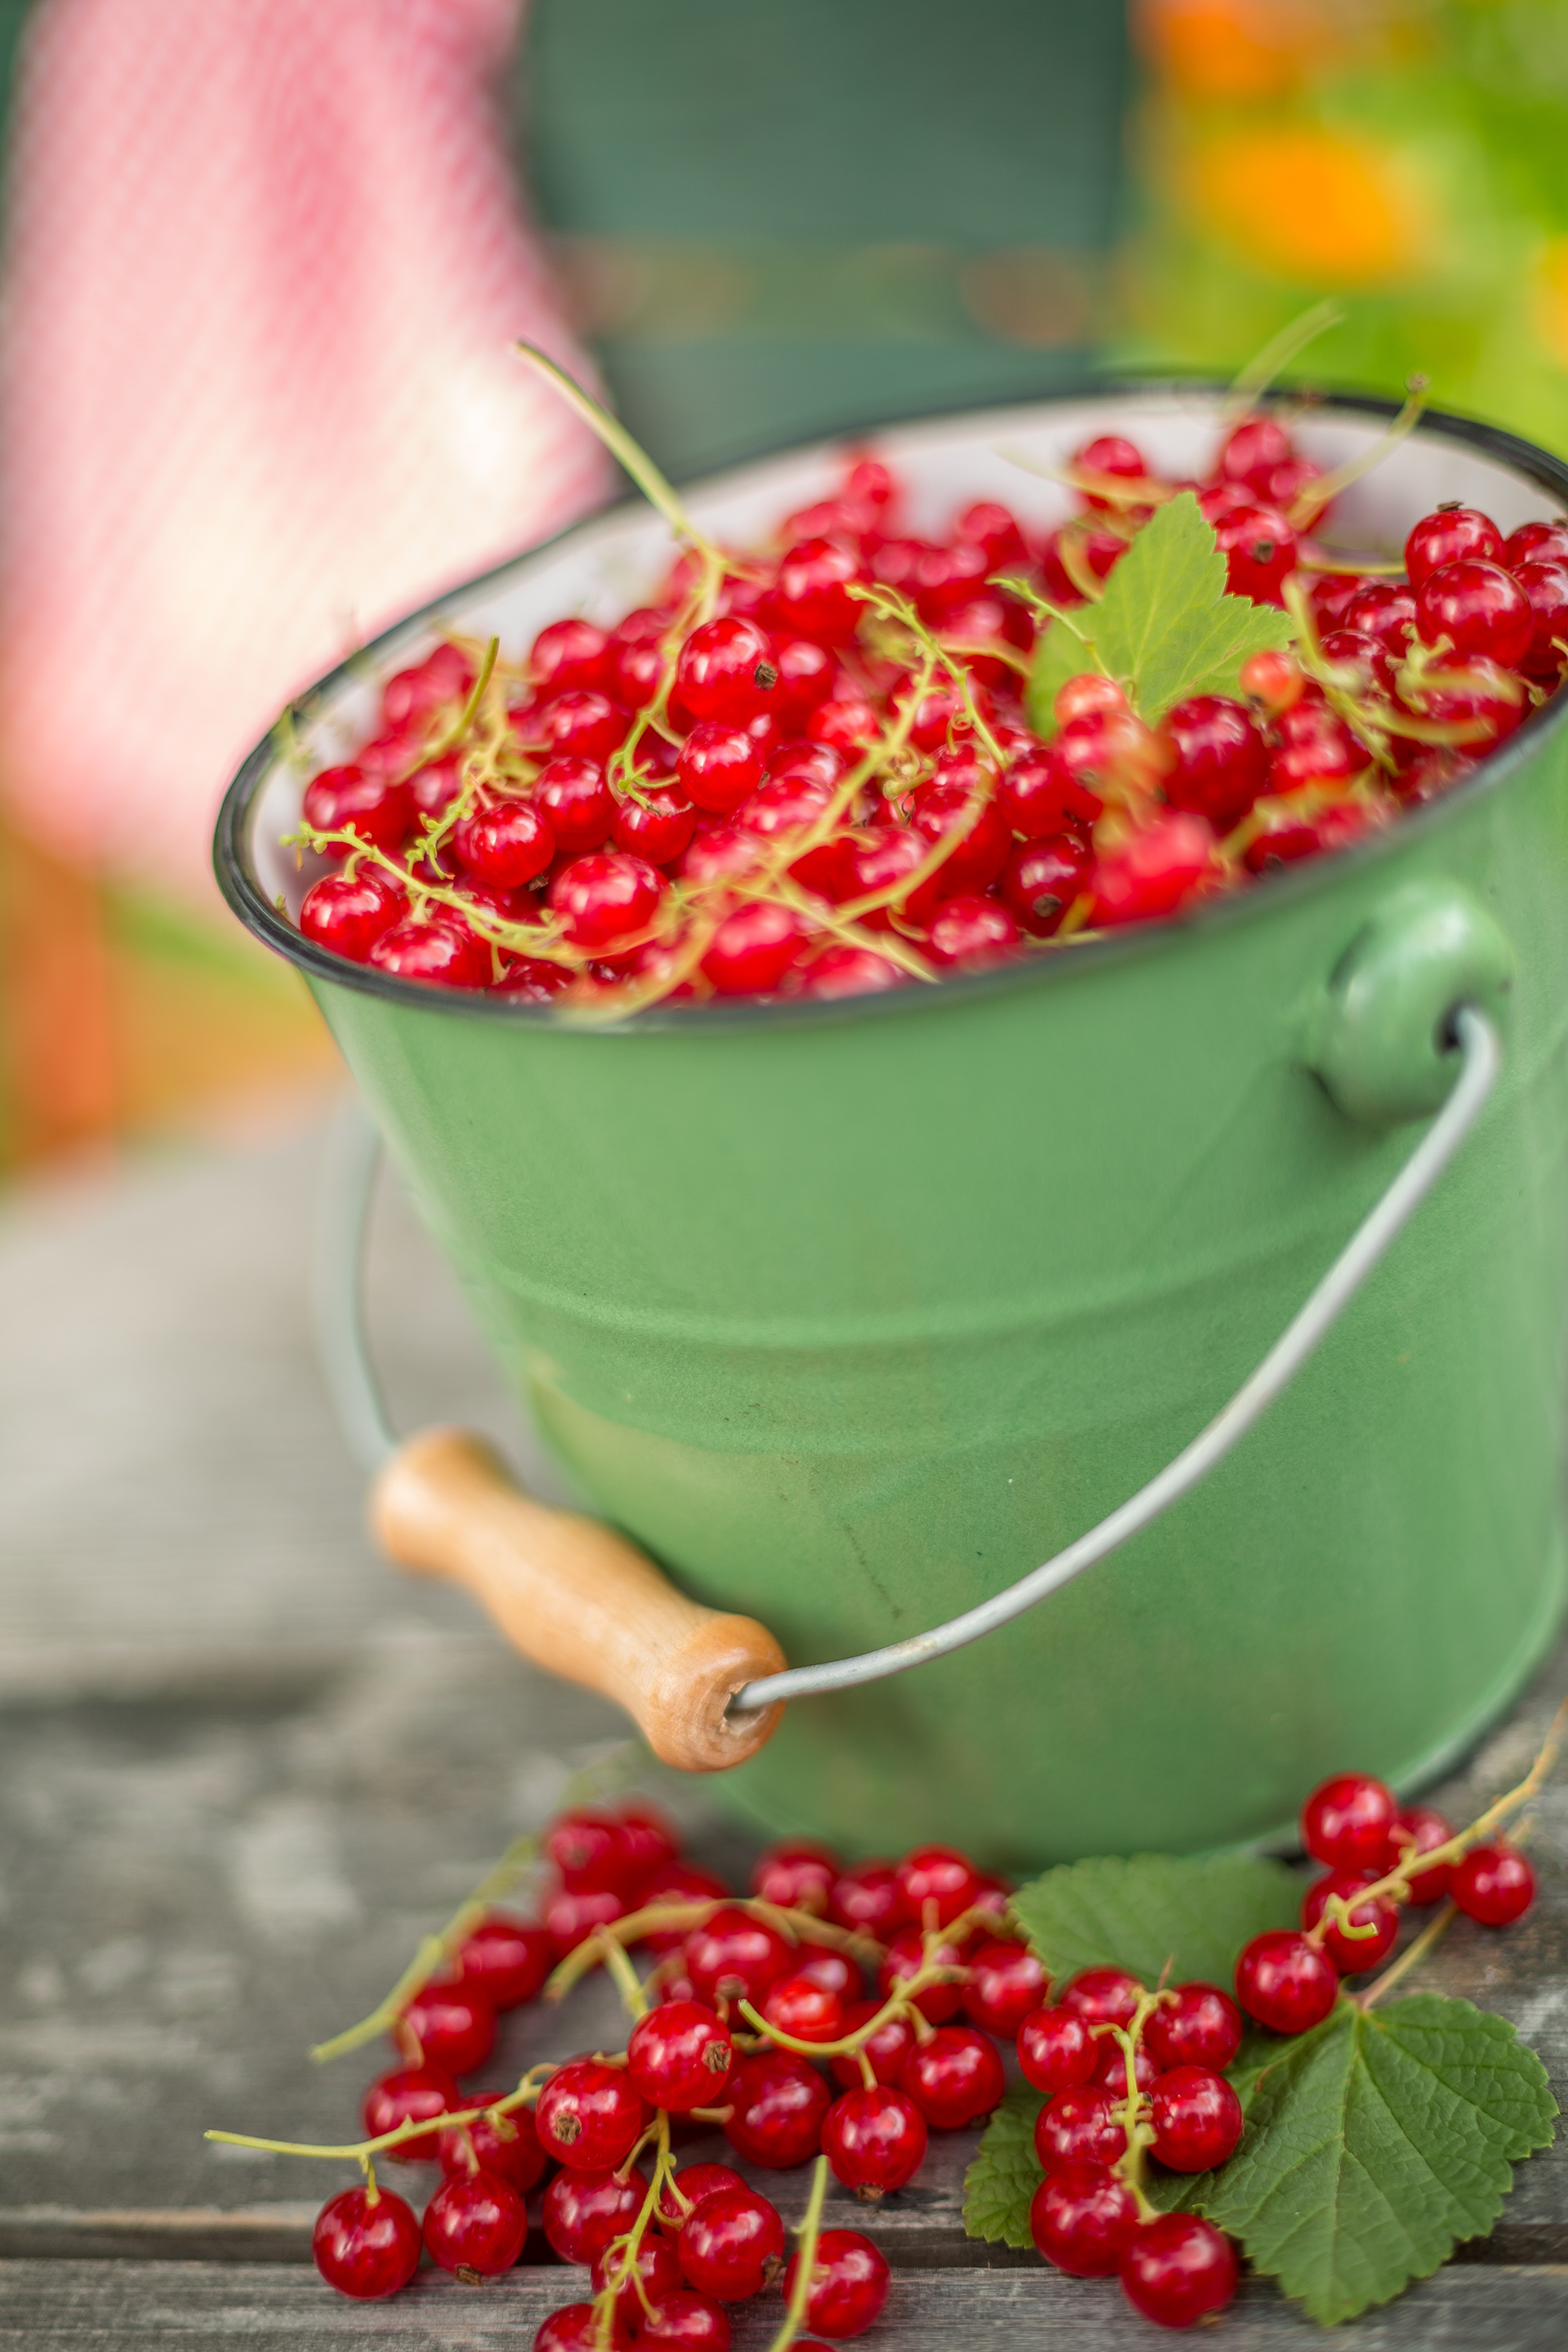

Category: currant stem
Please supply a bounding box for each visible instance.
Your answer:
[593,1927,652,2020]
[205,2071,549,2163]
[1288,376,1429,531]
[545,1900,882,2002]
[427,636,500,763]
[514,342,717,557]
[1222,299,1344,425]
[764,2156,830,2352]
[1358,1900,1459,2010]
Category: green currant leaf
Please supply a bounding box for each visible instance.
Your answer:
[963,2083,1045,2249]
[1191,1993,1558,2325]
[1009,1851,1300,1992]
[1023,493,1294,732]
[1022,608,1103,738]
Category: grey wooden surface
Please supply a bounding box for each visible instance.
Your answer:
[1,1109,1566,2345]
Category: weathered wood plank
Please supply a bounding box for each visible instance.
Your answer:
[2,2259,1567,2350]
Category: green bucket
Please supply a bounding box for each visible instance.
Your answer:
[216,390,1568,1872]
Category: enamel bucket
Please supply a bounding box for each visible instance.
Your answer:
[216,390,1568,1871]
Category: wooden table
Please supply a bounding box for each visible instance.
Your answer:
[2,1112,1565,2346]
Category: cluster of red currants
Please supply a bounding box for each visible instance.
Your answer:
[287,415,1568,1017]
[1233,1770,1536,2037]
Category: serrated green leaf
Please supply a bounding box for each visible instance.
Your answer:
[1023,494,1295,731]
[963,2083,1046,2249]
[1010,1852,1300,1993]
[1192,1993,1558,2326]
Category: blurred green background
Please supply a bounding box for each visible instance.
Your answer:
[4,0,1568,1174]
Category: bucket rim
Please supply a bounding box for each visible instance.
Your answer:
[213,382,1568,1035]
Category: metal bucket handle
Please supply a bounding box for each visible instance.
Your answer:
[318,880,1511,1771]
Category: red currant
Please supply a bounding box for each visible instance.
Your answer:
[438,2092,546,2193]
[1212,502,1297,604]
[613,784,696,865]
[1302,1871,1399,1974]
[913,538,992,617]
[1451,1841,1535,1926]
[925,893,1023,970]
[822,2084,928,2197]
[1029,2160,1140,2277]
[300,867,406,962]
[1215,413,1294,495]
[383,643,474,729]
[763,1974,845,2043]
[535,756,617,851]
[1268,700,1367,792]
[655,2163,746,2237]
[1512,559,1568,676]
[312,2183,421,2299]
[550,851,666,949]
[543,2165,648,2264]
[998,749,1102,841]
[960,1940,1047,2038]
[772,637,839,720]
[1147,2065,1244,2172]
[829,1861,908,1939]
[1235,1931,1339,2034]
[1033,2084,1127,2168]
[639,2289,733,2350]
[1301,1772,1399,1871]
[679,2184,786,2299]
[1017,2005,1097,2094]
[628,1999,735,2111]
[532,617,610,697]
[808,693,881,751]
[639,1861,730,1951]
[1143,1984,1241,2074]
[830,2002,919,2091]
[1386,1806,1454,1904]
[303,764,412,855]
[590,2232,684,2319]
[773,537,869,644]
[1321,627,1396,696]
[683,1906,793,2008]
[421,2166,528,2273]
[536,2059,647,2171]
[1087,2034,1162,2095]
[737,772,840,844]
[1000,835,1089,937]
[1120,2213,1240,2328]
[394,1983,494,2074]
[608,607,671,706]
[783,2230,889,2337]
[1240,647,1306,715]
[361,2063,459,2162]
[677,723,764,813]
[454,797,555,889]
[675,618,777,725]
[700,902,806,996]
[724,2051,833,2167]
[546,1885,629,1956]
[1075,434,1149,505]
[1416,559,1534,669]
[895,1844,983,1927]
[748,1839,840,1913]
[1090,813,1218,928]
[905,779,1010,896]
[1343,582,1418,653]
[956,499,1028,566]
[1161,693,1267,826]
[368,915,494,991]
[1405,505,1504,586]
[899,2025,1006,2127]
[878,1924,965,2024]
[1058,1969,1144,2031]
[543,1809,630,1891]
[535,2305,635,2352]
[1504,519,1568,570]
[1308,572,1371,632]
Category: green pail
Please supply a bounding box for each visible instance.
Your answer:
[216,392,1568,1871]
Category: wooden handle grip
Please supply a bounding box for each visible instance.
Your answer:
[369,1427,786,1772]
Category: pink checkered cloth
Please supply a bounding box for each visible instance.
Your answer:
[0,0,609,899]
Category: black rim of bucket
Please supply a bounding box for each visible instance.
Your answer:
[214,384,1568,1034]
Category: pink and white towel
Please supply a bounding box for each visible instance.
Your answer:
[0,0,608,899]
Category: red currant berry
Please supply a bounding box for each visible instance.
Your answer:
[783,2230,889,2338]
[1235,1931,1339,2034]
[1416,559,1534,668]
[679,2184,786,2299]
[808,693,880,751]
[844,455,898,512]
[628,2001,735,2111]
[797,1949,861,2002]
[608,607,671,706]
[912,538,992,618]
[590,2232,684,2319]
[700,902,806,996]
[899,2025,1006,2128]
[383,643,474,730]
[878,1924,965,2025]
[300,867,407,962]
[829,1861,909,1939]
[830,2001,919,2091]
[1301,1772,1399,1871]
[774,537,869,644]
[1504,519,1568,570]
[494,954,572,1001]
[960,1940,1047,2038]
[1397,654,1524,752]
[454,797,555,889]
[1451,1841,1536,1926]
[639,2289,733,2350]
[1342,582,1418,653]
[452,1915,552,2012]
[998,750,1102,841]
[1386,1806,1454,1904]
[312,2183,421,2299]
[1512,559,1568,676]
[438,2092,546,2193]
[957,499,1029,566]
[925,893,1023,971]
[655,2163,746,2237]
[535,2305,635,2352]
[549,851,666,950]
[613,784,696,866]
[905,779,1010,896]
[1058,1969,1143,2030]
[1143,1984,1242,2075]
[737,773,840,848]
[303,764,412,855]
[546,1885,628,1957]
[822,2085,928,2198]
[763,1974,845,2043]
[748,1839,840,1913]
[1029,2160,1140,2277]
[1213,502,1297,604]
[678,723,765,814]
[540,689,630,764]
[369,911,495,991]
[639,1861,730,1953]
[1161,693,1267,826]
[1405,505,1504,586]
[537,2059,647,2171]
[1240,647,1306,715]
[532,617,610,697]
[1075,434,1149,506]
[1120,2213,1240,2328]
[544,1807,630,1891]
[1088,2034,1162,2095]
[894,1844,983,1927]
[394,1983,494,2074]
[422,2166,528,2273]
[1321,626,1396,695]
[1215,412,1294,494]
[683,1906,793,2009]
[1033,2085,1128,2169]
[724,2051,833,2167]
[1090,813,1218,928]
[772,637,838,720]
[1017,2005,1097,2094]
[542,2165,648,2264]
[1267,700,1367,794]
[676,618,777,726]
[1000,835,1089,937]
[535,756,617,851]
[361,2063,458,2162]
[1302,1870,1399,1974]
[1147,2065,1245,2172]
[1308,572,1371,632]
